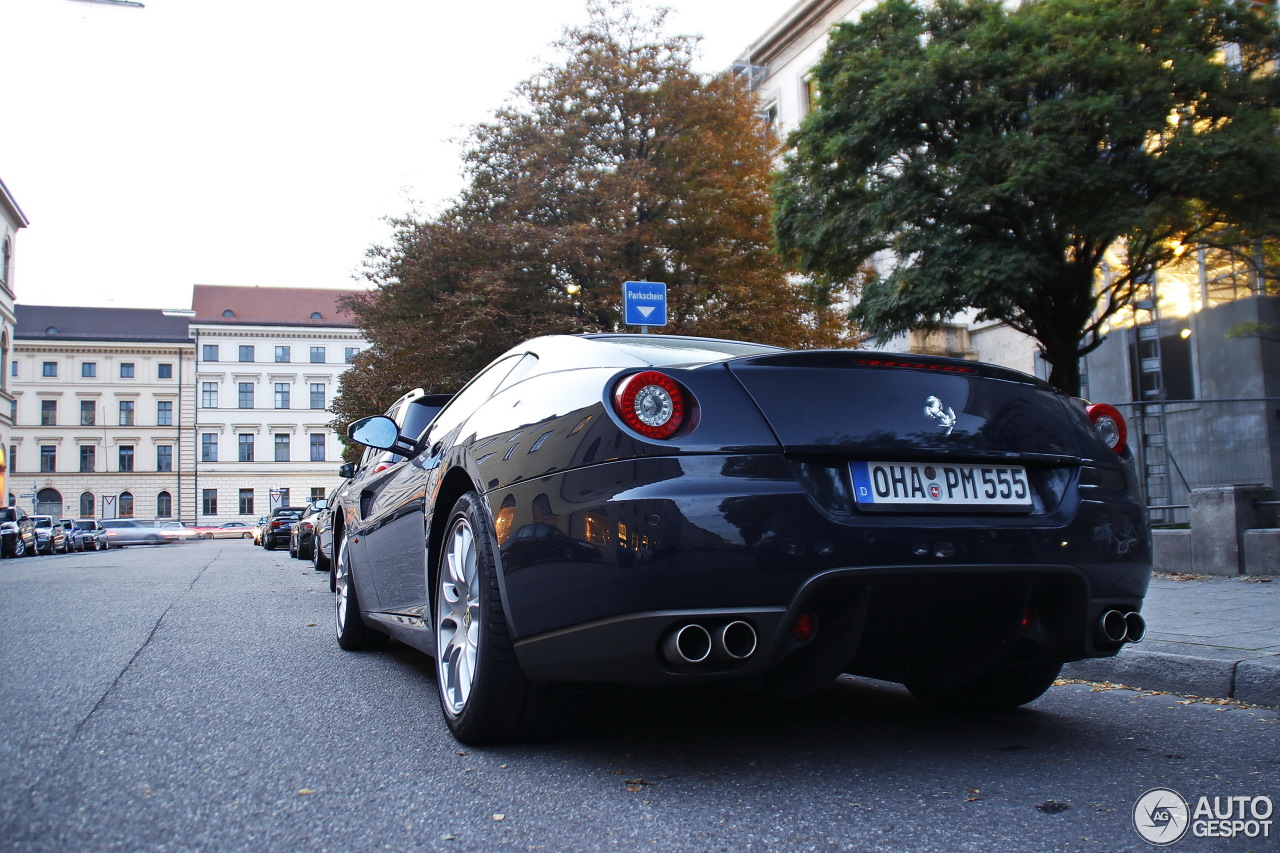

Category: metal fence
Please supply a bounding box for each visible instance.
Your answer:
[1113,398,1280,525]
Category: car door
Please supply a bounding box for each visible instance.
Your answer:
[349,393,452,613]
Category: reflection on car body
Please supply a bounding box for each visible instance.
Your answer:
[332,334,1151,745]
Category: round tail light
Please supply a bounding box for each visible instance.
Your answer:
[612,371,689,440]
[1086,403,1127,454]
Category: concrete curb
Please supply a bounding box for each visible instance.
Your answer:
[1062,644,1280,707]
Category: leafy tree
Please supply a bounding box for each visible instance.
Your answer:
[774,0,1280,394]
[334,0,851,440]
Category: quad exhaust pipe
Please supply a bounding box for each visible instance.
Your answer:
[1097,609,1146,645]
[663,620,759,665]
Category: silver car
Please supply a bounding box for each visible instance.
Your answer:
[99,519,171,546]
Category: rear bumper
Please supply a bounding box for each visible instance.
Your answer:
[490,454,1151,689]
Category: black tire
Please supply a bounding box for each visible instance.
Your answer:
[906,662,1063,712]
[313,538,330,573]
[289,538,298,558]
[9,536,25,558]
[333,531,389,651]
[434,492,565,745]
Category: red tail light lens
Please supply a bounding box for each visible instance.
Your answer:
[612,371,689,440]
[1086,403,1127,455]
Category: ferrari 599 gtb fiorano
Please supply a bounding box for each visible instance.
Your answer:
[334,334,1150,744]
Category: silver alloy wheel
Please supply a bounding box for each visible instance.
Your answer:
[437,515,481,717]
[334,534,353,636]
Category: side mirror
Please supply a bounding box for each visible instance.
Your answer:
[313,499,329,510]
[338,462,356,479]
[347,415,399,450]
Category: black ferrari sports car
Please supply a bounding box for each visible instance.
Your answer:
[335,334,1150,744]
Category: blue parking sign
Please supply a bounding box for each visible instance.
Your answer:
[623,281,667,327]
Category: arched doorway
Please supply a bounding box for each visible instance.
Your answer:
[36,488,62,516]
[119,491,134,518]
[80,492,95,518]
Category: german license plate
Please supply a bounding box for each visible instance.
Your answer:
[850,461,1032,510]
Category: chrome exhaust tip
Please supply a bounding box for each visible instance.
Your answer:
[1099,610,1129,644]
[663,623,712,664]
[714,620,758,660]
[1124,611,1146,643]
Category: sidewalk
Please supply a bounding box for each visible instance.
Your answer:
[1062,573,1280,706]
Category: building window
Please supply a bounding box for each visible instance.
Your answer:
[202,489,217,516]
[238,345,254,363]
[119,400,135,426]
[157,400,173,426]
[274,434,290,462]
[222,310,235,318]
[309,383,325,409]
[274,383,289,409]
[119,445,135,472]
[82,362,97,378]
[201,382,218,408]
[309,433,325,461]
[120,363,135,378]
[203,344,219,362]
[40,400,56,426]
[80,400,96,425]
[157,445,173,472]
[42,361,57,377]
[200,433,218,462]
[10,361,16,377]
[80,492,94,518]
[275,345,290,363]
[239,489,254,515]
[310,487,326,503]
[238,383,253,409]
[310,346,325,364]
[156,491,172,517]
[119,491,134,518]
[238,434,254,462]
[79,445,95,473]
[310,312,323,320]
[158,363,173,379]
[276,488,290,507]
[345,347,359,364]
[40,445,56,473]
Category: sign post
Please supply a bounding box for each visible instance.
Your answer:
[622,281,667,333]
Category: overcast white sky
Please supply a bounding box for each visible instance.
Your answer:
[3,0,797,310]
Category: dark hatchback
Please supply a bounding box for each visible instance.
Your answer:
[334,334,1151,744]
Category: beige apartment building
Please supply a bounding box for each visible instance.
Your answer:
[0,178,27,502]
[10,306,193,519]
[190,284,364,521]
[9,285,366,522]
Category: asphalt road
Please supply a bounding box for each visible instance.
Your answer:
[1,540,1277,852]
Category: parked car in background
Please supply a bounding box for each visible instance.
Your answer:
[57,519,88,552]
[263,507,305,550]
[76,519,110,551]
[0,506,33,558]
[311,485,345,573]
[30,515,71,554]
[252,516,269,546]
[188,521,254,539]
[100,519,171,546]
[289,501,328,561]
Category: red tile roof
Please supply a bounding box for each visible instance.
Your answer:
[192,285,365,327]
